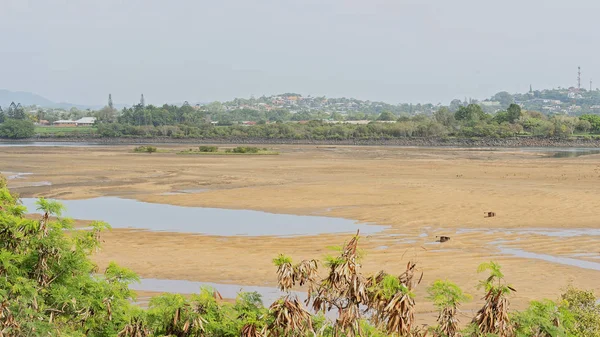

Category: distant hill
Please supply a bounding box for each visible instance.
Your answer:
[0,89,105,110]
[0,89,55,108]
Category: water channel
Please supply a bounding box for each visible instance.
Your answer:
[20,197,388,236]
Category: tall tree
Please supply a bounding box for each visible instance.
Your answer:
[36,109,45,122]
[108,94,114,110]
[7,102,26,120]
[455,104,487,122]
[0,106,4,123]
[492,91,515,107]
[506,103,522,123]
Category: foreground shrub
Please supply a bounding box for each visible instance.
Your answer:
[561,286,600,337]
[470,261,515,336]
[512,299,575,337]
[427,280,471,337]
[0,183,138,336]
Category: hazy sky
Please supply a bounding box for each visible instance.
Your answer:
[2,0,599,106]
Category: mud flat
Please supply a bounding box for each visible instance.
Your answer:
[3,144,600,312]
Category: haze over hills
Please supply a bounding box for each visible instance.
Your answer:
[0,89,55,108]
[0,89,122,110]
[0,89,207,110]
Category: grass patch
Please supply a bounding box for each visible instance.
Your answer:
[35,126,96,135]
[177,146,279,155]
[198,145,218,152]
[133,146,158,153]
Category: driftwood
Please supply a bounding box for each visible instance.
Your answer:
[436,236,450,243]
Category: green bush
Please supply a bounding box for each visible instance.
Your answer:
[133,145,157,153]
[198,145,218,152]
[0,118,35,139]
[231,146,260,153]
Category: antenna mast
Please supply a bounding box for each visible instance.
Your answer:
[578,66,581,90]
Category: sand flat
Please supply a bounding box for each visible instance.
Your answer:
[3,144,600,312]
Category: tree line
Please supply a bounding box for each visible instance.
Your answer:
[1,178,599,336]
[91,103,600,140]
[4,99,600,140]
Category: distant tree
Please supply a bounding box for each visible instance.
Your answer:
[492,91,515,107]
[433,107,455,127]
[0,106,4,123]
[140,94,145,107]
[449,99,463,112]
[96,106,117,123]
[7,102,26,120]
[36,109,45,122]
[330,112,344,121]
[0,119,35,138]
[506,103,522,123]
[377,111,396,121]
[108,94,114,110]
[576,119,592,133]
[454,104,487,122]
[580,114,600,132]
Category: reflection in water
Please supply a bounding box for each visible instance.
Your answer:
[20,197,388,236]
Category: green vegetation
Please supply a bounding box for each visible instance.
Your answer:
[178,146,278,155]
[1,178,599,336]
[35,126,96,135]
[427,280,471,337]
[87,105,600,141]
[133,145,157,153]
[7,88,600,141]
[0,118,35,138]
[198,145,218,152]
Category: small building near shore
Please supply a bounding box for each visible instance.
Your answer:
[52,117,96,127]
[53,120,78,127]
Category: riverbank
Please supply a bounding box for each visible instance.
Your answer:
[3,144,600,314]
[3,135,600,147]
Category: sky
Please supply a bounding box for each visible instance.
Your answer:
[1,0,600,106]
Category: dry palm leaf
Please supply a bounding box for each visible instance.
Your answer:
[276,262,295,292]
[367,261,422,336]
[268,296,313,337]
[335,305,362,337]
[241,323,266,337]
[472,290,513,337]
[117,317,150,337]
[437,306,459,337]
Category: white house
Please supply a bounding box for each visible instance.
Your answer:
[74,117,96,126]
[52,117,96,127]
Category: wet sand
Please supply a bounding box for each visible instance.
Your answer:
[3,144,600,315]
